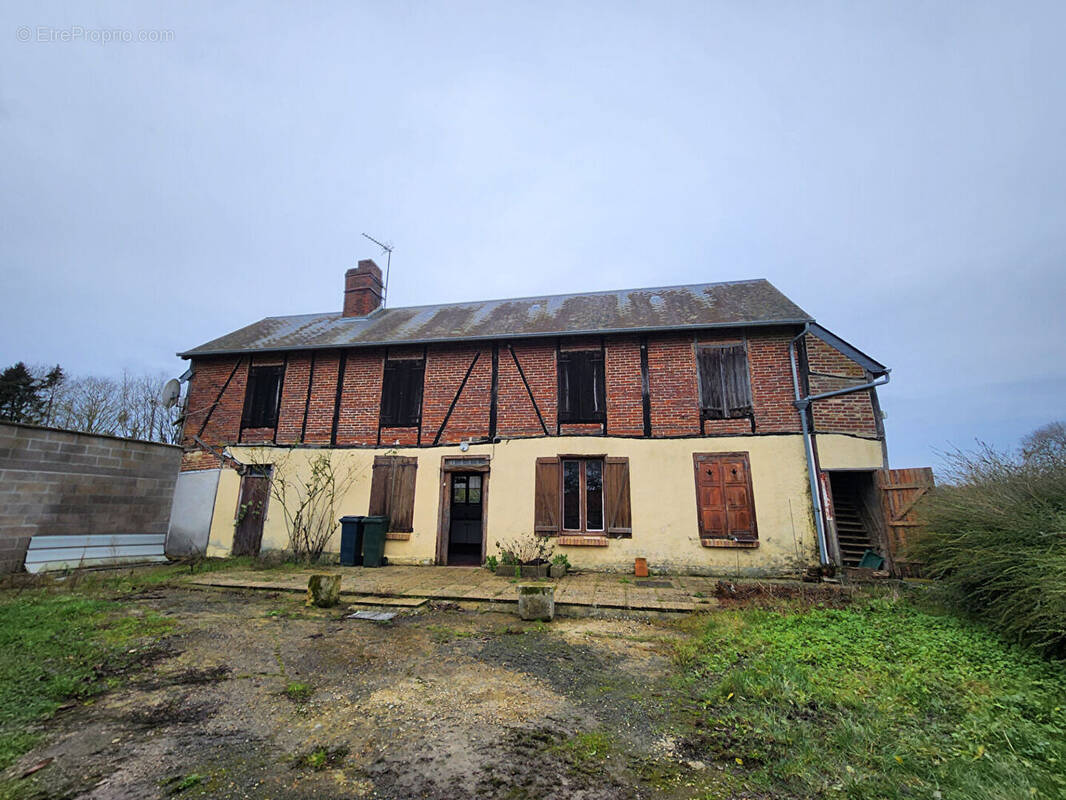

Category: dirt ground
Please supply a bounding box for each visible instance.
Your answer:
[7,587,725,800]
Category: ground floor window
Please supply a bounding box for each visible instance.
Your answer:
[562,458,604,531]
[535,456,631,537]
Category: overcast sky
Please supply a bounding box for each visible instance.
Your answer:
[2,1,1063,469]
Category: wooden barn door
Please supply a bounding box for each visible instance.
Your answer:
[876,467,934,577]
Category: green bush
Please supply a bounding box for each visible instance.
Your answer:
[911,424,1066,657]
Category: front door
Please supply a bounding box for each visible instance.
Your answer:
[233,466,271,557]
[447,472,483,565]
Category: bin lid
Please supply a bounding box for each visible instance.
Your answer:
[339,516,366,523]
[362,515,389,524]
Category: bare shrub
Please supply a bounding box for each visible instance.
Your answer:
[495,531,554,565]
[267,452,362,564]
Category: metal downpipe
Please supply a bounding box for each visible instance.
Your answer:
[789,324,830,566]
[790,325,892,568]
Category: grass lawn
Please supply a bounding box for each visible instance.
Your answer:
[0,563,1063,799]
[0,591,174,771]
[676,596,1066,799]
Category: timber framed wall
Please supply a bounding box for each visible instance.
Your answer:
[181,326,884,466]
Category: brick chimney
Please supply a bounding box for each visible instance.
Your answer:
[343,259,384,317]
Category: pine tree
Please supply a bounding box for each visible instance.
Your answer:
[39,364,65,426]
[0,362,43,423]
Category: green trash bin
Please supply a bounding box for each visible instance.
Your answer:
[361,515,389,567]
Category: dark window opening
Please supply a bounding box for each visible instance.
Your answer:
[380,358,424,427]
[558,349,606,423]
[242,365,283,429]
[698,344,753,420]
[562,458,605,532]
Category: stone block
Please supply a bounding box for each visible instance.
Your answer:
[307,574,341,608]
[517,584,554,621]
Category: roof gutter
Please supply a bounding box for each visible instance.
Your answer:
[789,324,891,567]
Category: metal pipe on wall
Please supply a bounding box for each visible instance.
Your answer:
[790,324,891,568]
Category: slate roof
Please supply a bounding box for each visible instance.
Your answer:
[179,279,812,358]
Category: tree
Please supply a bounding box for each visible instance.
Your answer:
[55,376,122,434]
[1021,420,1066,468]
[38,365,65,426]
[0,362,43,423]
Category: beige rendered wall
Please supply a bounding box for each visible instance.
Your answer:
[815,434,885,471]
[210,435,819,576]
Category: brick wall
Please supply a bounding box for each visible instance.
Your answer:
[179,324,882,467]
[276,352,313,444]
[805,335,880,437]
[605,336,644,436]
[0,422,181,573]
[335,349,384,446]
[421,343,490,445]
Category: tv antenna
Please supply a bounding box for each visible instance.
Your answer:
[361,232,393,308]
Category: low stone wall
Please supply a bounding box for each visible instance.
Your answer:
[0,422,182,573]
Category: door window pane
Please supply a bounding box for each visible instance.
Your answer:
[562,460,581,530]
[453,476,467,504]
[585,460,604,530]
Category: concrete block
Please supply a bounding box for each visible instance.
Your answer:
[517,584,555,621]
[307,574,341,608]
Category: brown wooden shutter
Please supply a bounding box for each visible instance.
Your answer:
[698,348,725,417]
[722,455,756,541]
[369,456,418,532]
[723,345,753,416]
[604,457,632,537]
[694,456,727,538]
[368,458,391,516]
[534,457,561,533]
[694,453,758,542]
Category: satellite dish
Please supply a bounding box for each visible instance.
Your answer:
[159,378,181,409]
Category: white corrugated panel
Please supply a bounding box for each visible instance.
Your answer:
[24,534,167,573]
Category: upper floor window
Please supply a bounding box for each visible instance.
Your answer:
[698,344,753,420]
[380,358,424,427]
[241,365,283,429]
[558,349,605,423]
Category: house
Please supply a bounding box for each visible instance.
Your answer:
[176,259,894,575]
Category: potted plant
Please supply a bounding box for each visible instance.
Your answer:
[550,553,570,579]
[493,532,553,578]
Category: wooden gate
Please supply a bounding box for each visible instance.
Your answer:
[876,467,935,577]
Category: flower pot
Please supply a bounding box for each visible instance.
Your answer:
[634,558,649,578]
[496,563,549,578]
[549,563,567,579]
